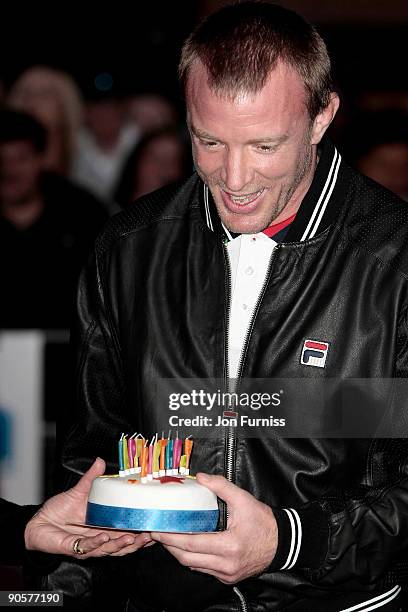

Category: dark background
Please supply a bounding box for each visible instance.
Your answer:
[1,1,407,109]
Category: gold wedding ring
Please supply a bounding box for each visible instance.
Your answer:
[72,537,85,555]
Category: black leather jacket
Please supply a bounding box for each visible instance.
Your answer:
[55,140,408,611]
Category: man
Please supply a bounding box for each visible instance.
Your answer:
[0,109,107,328]
[54,3,408,610]
[3,457,150,565]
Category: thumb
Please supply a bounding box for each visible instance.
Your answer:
[73,457,106,496]
[196,473,244,505]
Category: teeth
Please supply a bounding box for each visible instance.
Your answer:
[229,189,263,205]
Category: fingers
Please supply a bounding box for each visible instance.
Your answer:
[73,458,106,496]
[161,543,237,584]
[162,545,226,573]
[151,531,225,555]
[107,534,156,557]
[71,532,153,559]
[196,473,246,505]
[69,531,110,556]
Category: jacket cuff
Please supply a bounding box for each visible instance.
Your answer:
[268,502,329,572]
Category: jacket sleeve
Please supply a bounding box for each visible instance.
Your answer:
[269,307,408,584]
[269,454,408,584]
[58,249,132,491]
[0,500,38,565]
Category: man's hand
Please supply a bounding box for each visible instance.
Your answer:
[24,458,152,558]
[151,473,278,584]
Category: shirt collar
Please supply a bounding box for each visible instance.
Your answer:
[199,137,350,243]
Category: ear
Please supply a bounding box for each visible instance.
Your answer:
[310,92,340,145]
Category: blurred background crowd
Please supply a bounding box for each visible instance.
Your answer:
[0,0,406,569]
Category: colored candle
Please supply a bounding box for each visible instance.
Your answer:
[141,444,148,481]
[118,434,124,473]
[135,437,144,472]
[184,437,193,475]
[147,436,154,480]
[123,436,130,472]
[128,435,136,472]
[173,438,183,474]
[153,437,161,476]
[166,438,174,474]
[159,435,168,475]
[179,455,187,473]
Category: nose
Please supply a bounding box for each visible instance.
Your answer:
[221,148,252,193]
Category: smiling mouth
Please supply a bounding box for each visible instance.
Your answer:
[222,188,264,205]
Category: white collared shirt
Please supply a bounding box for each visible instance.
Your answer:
[225,233,277,379]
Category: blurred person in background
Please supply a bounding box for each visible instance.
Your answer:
[0,109,107,329]
[71,85,138,213]
[125,92,178,136]
[341,109,408,201]
[7,65,83,178]
[113,125,192,207]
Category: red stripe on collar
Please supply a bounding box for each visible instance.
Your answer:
[263,213,297,238]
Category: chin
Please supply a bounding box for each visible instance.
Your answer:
[223,219,267,235]
[219,208,267,232]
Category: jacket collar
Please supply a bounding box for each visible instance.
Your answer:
[198,137,349,243]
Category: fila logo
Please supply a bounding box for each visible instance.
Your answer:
[301,340,330,368]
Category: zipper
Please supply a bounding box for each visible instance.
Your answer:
[222,241,236,528]
[223,239,233,395]
[234,242,281,382]
[223,240,279,612]
[222,240,281,485]
[225,241,279,612]
[233,586,249,612]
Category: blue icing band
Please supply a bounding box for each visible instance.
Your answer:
[86,502,218,532]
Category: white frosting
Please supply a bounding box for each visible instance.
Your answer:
[88,475,218,511]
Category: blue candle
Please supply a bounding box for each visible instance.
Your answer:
[166,437,173,472]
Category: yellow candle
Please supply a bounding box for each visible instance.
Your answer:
[153,438,161,474]
[135,437,144,469]
[123,436,130,471]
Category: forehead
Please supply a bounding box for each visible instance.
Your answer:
[186,60,308,135]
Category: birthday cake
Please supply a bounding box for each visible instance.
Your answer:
[85,434,219,532]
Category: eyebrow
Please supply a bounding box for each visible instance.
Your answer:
[189,124,288,145]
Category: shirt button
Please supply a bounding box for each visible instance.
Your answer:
[245,266,254,276]
[242,304,248,310]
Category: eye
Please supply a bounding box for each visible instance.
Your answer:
[256,144,278,153]
[200,139,220,148]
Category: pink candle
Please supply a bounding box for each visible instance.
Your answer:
[173,438,183,473]
[147,436,154,477]
[128,436,136,469]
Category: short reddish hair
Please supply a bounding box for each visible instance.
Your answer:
[179,1,333,119]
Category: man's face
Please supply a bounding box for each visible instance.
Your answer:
[186,61,326,234]
[0,140,43,206]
